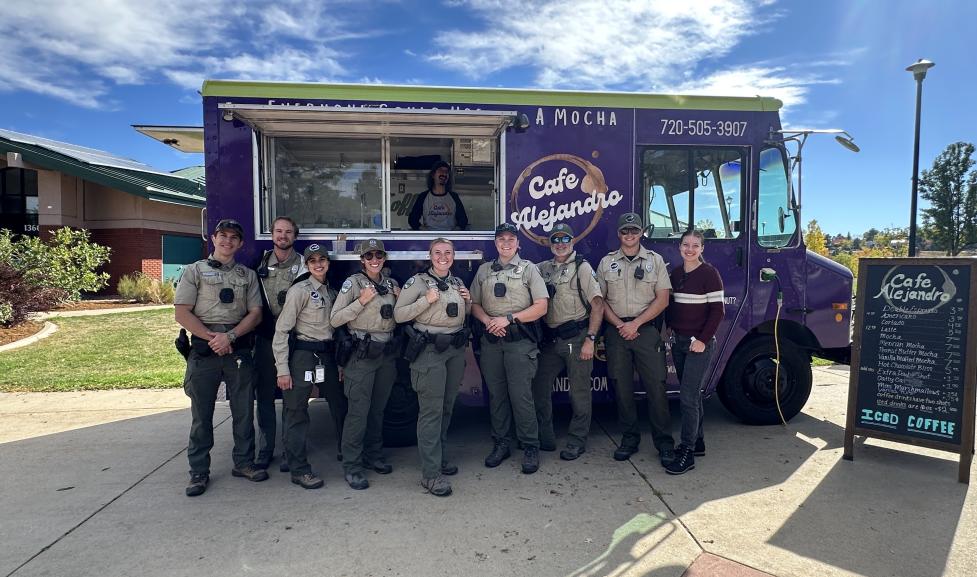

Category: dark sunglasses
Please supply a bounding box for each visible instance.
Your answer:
[550,235,573,244]
[362,251,386,261]
[619,227,642,236]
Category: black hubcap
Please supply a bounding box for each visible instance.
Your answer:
[742,355,792,407]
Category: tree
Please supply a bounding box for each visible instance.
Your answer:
[804,219,828,256]
[919,142,977,255]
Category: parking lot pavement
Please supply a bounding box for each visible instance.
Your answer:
[0,367,974,577]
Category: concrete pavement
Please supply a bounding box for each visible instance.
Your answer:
[0,366,973,577]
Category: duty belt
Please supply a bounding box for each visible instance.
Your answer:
[618,316,663,331]
[293,339,336,353]
[190,334,254,356]
[544,318,589,341]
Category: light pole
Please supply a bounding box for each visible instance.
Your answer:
[906,58,935,257]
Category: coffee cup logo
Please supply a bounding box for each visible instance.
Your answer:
[509,153,624,245]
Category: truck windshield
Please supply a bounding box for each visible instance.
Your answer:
[641,147,744,239]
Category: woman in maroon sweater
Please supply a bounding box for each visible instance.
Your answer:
[664,230,725,474]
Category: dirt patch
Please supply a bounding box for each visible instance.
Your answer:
[53,300,162,312]
[0,321,44,346]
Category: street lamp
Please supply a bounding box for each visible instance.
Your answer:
[906,58,935,257]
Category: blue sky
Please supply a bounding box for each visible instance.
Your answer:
[1,0,974,237]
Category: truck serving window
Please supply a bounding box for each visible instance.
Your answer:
[222,104,510,236]
[268,137,383,230]
[640,147,744,239]
[757,146,797,248]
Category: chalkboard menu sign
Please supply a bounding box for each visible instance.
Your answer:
[844,258,977,483]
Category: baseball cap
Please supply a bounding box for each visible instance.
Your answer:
[354,238,386,255]
[303,243,329,261]
[214,219,244,238]
[549,223,575,241]
[495,223,519,237]
[617,213,643,232]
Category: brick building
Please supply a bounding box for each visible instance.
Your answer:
[0,128,205,292]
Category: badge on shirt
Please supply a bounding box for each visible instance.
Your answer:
[235,267,246,277]
[291,265,299,275]
[310,290,320,301]
[609,261,620,272]
[404,277,415,289]
[426,280,437,289]
[341,279,352,293]
[645,262,654,272]
[515,264,525,275]
[201,271,220,278]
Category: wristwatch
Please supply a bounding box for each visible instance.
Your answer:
[506,313,515,324]
[586,333,597,342]
[226,330,237,343]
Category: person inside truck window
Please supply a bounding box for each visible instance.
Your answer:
[409,161,469,231]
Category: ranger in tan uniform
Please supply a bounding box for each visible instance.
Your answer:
[531,223,605,461]
[272,244,337,490]
[395,238,472,497]
[471,223,549,474]
[174,219,266,497]
[253,216,305,470]
[596,213,675,466]
[330,239,400,490]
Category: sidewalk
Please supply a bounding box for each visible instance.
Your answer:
[0,367,974,577]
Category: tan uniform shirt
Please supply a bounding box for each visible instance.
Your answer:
[272,277,335,376]
[258,250,304,319]
[174,257,261,326]
[538,251,603,327]
[596,247,671,319]
[394,270,468,334]
[330,272,400,342]
[470,254,548,317]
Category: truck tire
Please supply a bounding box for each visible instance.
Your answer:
[383,364,418,447]
[718,336,812,425]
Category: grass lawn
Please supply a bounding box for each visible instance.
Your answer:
[0,309,186,392]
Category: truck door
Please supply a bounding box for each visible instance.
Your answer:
[638,146,748,387]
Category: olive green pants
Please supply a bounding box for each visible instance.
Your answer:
[604,326,674,452]
[531,332,593,449]
[341,352,396,475]
[410,345,465,479]
[283,349,340,477]
[478,336,539,448]
[184,350,256,474]
[252,335,280,462]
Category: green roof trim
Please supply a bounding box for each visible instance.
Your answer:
[0,138,205,208]
[202,80,783,112]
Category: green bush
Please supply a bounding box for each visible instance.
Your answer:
[0,228,111,301]
[116,272,174,304]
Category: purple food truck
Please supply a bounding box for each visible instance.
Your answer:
[199,80,853,438]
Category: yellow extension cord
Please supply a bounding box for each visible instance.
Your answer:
[773,294,787,426]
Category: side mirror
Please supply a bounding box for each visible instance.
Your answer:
[778,207,786,233]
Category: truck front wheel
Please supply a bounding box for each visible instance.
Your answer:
[718,336,812,425]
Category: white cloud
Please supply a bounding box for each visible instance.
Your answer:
[0,0,351,108]
[430,0,843,110]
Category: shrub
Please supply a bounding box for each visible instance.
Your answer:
[116,272,174,304]
[0,228,111,301]
[0,263,67,327]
